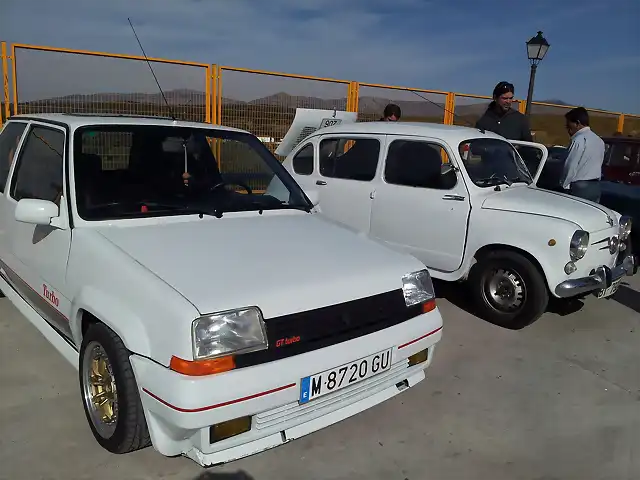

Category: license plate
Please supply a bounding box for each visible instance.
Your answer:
[596,277,623,298]
[319,118,342,128]
[299,348,393,404]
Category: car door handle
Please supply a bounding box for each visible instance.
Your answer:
[316,180,327,186]
[442,194,465,201]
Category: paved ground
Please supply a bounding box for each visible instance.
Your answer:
[1,277,639,480]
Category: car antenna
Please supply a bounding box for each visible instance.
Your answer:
[405,88,485,133]
[127,17,177,122]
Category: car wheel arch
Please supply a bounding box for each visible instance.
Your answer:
[471,243,551,292]
[70,289,151,357]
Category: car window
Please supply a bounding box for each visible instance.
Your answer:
[384,139,456,190]
[10,125,65,205]
[0,121,28,193]
[459,138,533,187]
[319,137,379,181]
[292,143,314,175]
[514,145,545,177]
[72,124,311,221]
[605,143,639,168]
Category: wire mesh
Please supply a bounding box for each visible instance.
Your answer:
[622,115,640,138]
[357,85,446,124]
[452,94,523,128]
[528,103,575,146]
[218,67,349,171]
[80,131,132,171]
[12,47,209,123]
[584,110,623,138]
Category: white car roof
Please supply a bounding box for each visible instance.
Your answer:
[7,113,251,135]
[304,121,507,143]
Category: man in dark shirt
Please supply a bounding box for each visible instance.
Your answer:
[475,81,533,141]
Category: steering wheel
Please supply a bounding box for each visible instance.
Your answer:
[210,181,253,195]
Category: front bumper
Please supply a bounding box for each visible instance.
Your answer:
[129,309,443,467]
[554,254,636,298]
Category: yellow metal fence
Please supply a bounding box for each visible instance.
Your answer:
[2,41,639,145]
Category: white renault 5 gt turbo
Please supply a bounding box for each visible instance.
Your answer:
[0,113,443,467]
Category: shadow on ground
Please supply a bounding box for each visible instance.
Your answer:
[432,279,586,327]
[193,471,255,480]
[610,283,640,314]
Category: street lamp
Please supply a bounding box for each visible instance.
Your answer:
[524,31,550,116]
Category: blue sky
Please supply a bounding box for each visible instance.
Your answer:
[1,0,639,114]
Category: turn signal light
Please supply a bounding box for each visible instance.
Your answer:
[210,416,252,444]
[422,299,437,313]
[170,355,236,376]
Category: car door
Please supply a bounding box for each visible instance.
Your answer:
[0,120,30,261]
[311,134,384,233]
[2,122,73,339]
[369,135,471,273]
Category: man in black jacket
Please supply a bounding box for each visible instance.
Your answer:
[475,81,533,141]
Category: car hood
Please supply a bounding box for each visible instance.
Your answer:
[94,212,423,318]
[481,185,618,233]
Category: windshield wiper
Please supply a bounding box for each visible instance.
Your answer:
[243,200,312,214]
[87,201,224,218]
[477,175,512,187]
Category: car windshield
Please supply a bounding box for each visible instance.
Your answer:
[73,124,312,220]
[458,138,534,187]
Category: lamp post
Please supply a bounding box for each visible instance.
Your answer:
[524,31,550,116]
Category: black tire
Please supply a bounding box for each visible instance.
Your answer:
[468,250,549,329]
[79,322,151,454]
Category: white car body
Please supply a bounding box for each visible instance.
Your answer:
[0,114,443,467]
[279,119,636,327]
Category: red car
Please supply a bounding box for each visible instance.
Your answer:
[601,136,640,185]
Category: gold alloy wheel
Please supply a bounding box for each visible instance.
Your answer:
[82,341,119,438]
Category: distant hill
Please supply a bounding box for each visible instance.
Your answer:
[18,89,592,117]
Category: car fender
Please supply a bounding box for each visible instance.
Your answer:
[461,209,579,289]
[70,286,151,357]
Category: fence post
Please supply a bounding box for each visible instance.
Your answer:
[347,81,359,115]
[216,65,222,126]
[204,65,211,124]
[443,92,455,125]
[617,114,625,134]
[10,44,18,116]
[1,42,11,125]
[215,65,222,169]
[210,64,217,124]
[518,100,526,114]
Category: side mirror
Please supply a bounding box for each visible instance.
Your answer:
[305,188,320,207]
[15,198,59,226]
[441,163,455,176]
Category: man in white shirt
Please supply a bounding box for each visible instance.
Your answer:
[560,107,605,203]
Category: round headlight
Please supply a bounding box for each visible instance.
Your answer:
[619,216,632,240]
[570,230,589,261]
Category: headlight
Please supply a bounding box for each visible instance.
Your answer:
[570,230,589,261]
[619,216,632,241]
[192,307,268,360]
[402,269,435,307]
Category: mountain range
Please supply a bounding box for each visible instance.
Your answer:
[19,89,583,117]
